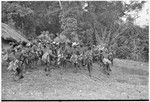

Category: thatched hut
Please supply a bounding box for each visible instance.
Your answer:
[1,23,30,50]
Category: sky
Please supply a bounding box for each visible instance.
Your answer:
[83,0,149,28]
[122,0,149,28]
[134,1,149,27]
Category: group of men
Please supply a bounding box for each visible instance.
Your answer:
[2,37,113,81]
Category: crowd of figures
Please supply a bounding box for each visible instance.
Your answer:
[2,38,113,81]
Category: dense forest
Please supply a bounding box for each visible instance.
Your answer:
[2,1,149,62]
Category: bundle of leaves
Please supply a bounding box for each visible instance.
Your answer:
[53,34,70,43]
[7,60,19,74]
[38,31,52,42]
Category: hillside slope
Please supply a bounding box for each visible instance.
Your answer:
[2,59,149,100]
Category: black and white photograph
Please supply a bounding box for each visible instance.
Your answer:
[1,0,149,100]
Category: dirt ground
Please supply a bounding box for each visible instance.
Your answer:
[2,59,149,100]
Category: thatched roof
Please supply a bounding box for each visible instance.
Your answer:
[2,23,30,42]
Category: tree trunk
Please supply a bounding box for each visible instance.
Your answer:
[59,0,62,10]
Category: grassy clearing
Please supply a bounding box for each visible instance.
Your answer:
[2,59,149,100]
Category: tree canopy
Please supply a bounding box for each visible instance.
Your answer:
[2,1,149,62]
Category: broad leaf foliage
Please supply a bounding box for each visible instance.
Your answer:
[2,1,149,62]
